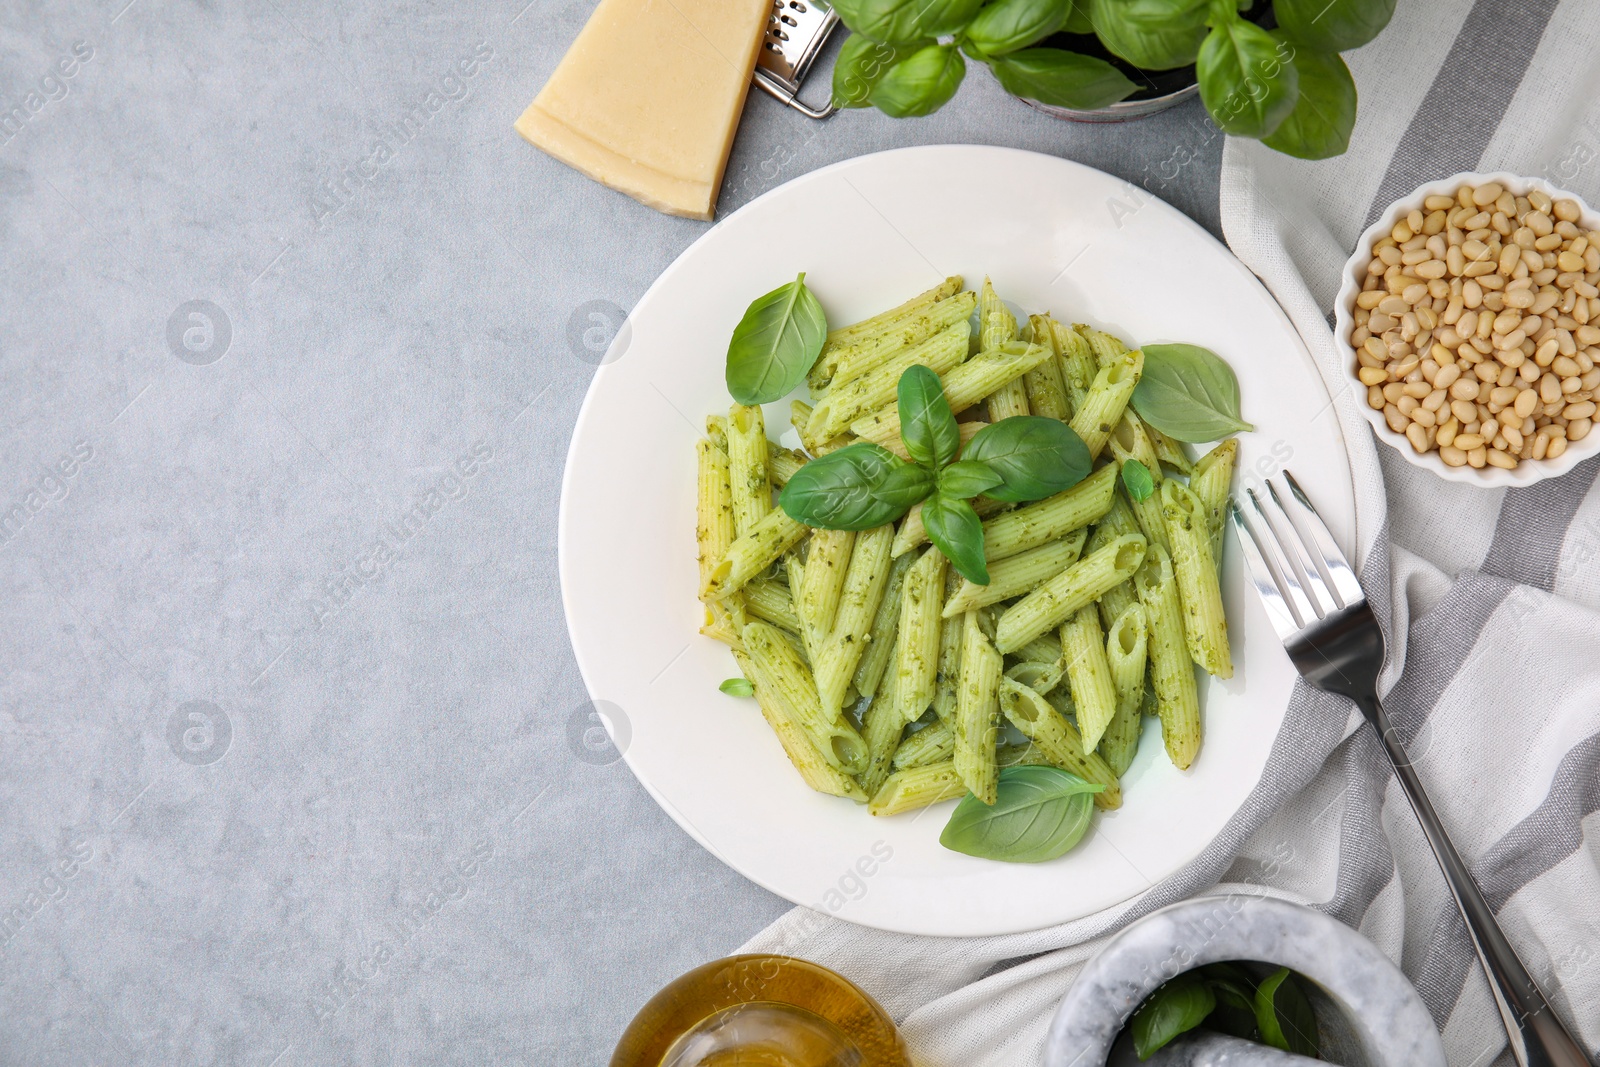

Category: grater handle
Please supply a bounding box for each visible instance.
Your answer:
[753,68,837,119]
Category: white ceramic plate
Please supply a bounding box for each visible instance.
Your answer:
[559,145,1355,937]
[1334,170,1600,488]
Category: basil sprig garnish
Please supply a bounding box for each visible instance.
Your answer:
[939,765,1103,862]
[725,273,828,406]
[778,365,1091,584]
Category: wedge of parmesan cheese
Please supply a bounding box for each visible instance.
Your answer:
[515,0,771,221]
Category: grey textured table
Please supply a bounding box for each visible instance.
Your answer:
[0,6,1224,1063]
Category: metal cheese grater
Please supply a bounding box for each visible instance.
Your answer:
[752,0,839,119]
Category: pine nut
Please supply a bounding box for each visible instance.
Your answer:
[1570,417,1592,440]
[1487,448,1518,469]
[1549,436,1569,458]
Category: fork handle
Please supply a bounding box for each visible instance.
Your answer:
[1362,694,1595,1067]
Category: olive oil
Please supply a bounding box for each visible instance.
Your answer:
[611,955,910,1067]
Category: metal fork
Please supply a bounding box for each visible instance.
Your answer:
[1231,472,1595,1067]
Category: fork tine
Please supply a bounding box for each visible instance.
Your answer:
[1247,488,1320,623]
[1266,479,1337,616]
[1229,502,1300,641]
[1282,471,1365,608]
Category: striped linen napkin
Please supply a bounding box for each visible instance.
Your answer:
[738,2,1600,1063]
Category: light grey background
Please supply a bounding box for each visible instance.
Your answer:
[0,4,1224,1063]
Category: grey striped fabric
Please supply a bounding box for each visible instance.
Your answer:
[739,2,1600,1062]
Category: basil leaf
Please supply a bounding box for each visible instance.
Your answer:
[965,0,1071,56]
[1261,39,1357,160]
[940,765,1103,861]
[1255,968,1319,1056]
[923,493,989,585]
[873,461,937,510]
[1197,17,1299,139]
[869,43,967,117]
[831,0,984,42]
[1132,972,1216,1059]
[1121,458,1154,502]
[1274,0,1394,51]
[1063,0,1093,33]
[832,34,928,108]
[963,416,1091,503]
[1204,975,1260,1040]
[1130,343,1255,442]
[938,460,1003,500]
[778,442,911,530]
[1088,0,1208,70]
[719,677,754,697]
[988,48,1136,110]
[898,364,961,469]
[725,272,828,406]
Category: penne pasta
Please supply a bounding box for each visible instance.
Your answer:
[890,547,948,723]
[1134,544,1201,769]
[1100,604,1148,776]
[1109,412,1171,553]
[735,646,867,801]
[979,276,1018,351]
[891,718,956,770]
[696,436,736,596]
[1022,315,1073,421]
[727,403,772,537]
[867,760,968,817]
[994,533,1147,654]
[742,622,869,776]
[705,415,728,452]
[797,528,856,649]
[1161,480,1231,678]
[806,320,970,441]
[1016,632,1062,665]
[828,289,977,387]
[953,611,1003,804]
[813,525,895,718]
[850,342,1053,447]
[1149,423,1194,475]
[931,570,965,722]
[767,446,807,487]
[743,577,801,634]
[1060,606,1117,751]
[811,276,963,389]
[852,551,917,702]
[1076,324,1130,368]
[858,659,906,800]
[996,679,1121,809]
[979,462,1117,563]
[702,508,809,599]
[1189,439,1238,568]
[1069,348,1144,460]
[1050,318,1097,411]
[943,530,1087,615]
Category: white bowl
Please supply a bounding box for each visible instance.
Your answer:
[1334,170,1600,487]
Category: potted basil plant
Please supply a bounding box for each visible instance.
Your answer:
[830,0,1395,159]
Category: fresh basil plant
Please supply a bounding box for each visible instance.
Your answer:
[778,364,1090,585]
[831,0,1384,160]
[1130,961,1321,1060]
